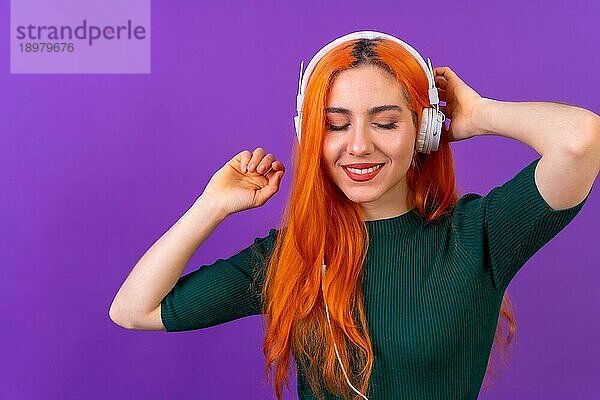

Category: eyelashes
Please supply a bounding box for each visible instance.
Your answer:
[326,122,398,131]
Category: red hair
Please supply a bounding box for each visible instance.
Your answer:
[259,37,516,400]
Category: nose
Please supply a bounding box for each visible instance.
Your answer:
[346,121,374,156]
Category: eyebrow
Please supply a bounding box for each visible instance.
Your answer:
[325,104,403,115]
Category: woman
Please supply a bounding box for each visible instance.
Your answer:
[109,31,598,400]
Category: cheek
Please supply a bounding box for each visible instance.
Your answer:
[377,135,412,157]
[321,139,339,165]
[321,143,344,181]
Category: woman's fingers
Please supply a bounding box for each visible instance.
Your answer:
[239,150,252,173]
[272,160,285,172]
[238,148,285,175]
[264,166,285,190]
[434,66,455,79]
[246,147,266,173]
[255,153,275,173]
[434,75,448,90]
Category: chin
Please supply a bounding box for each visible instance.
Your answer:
[340,187,383,204]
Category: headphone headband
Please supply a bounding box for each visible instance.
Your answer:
[296,31,440,118]
[294,30,444,153]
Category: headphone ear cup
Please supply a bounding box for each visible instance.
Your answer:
[416,107,431,154]
[427,107,434,152]
[430,109,444,152]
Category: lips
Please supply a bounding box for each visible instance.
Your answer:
[342,164,383,182]
[343,163,384,169]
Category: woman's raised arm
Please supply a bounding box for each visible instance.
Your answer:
[109,193,228,330]
[108,148,285,330]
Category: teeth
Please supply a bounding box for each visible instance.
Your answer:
[346,164,382,174]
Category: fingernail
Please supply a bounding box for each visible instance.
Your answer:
[258,165,264,172]
[249,163,255,172]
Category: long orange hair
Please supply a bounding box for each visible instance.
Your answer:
[259,37,516,400]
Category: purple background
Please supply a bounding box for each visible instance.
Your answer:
[2,1,598,399]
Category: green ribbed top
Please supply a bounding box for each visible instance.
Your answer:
[160,157,591,399]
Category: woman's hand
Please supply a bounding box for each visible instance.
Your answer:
[202,147,286,217]
[433,66,486,142]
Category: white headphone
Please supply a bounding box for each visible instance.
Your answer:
[295,30,446,400]
[294,30,446,154]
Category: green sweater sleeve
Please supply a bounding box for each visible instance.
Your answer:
[451,157,592,293]
[160,228,279,332]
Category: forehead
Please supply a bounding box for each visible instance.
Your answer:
[326,65,406,109]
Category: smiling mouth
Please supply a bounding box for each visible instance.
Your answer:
[342,164,384,182]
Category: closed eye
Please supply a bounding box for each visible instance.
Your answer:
[325,122,398,131]
[375,122,398,130]
[326,123,350,131]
